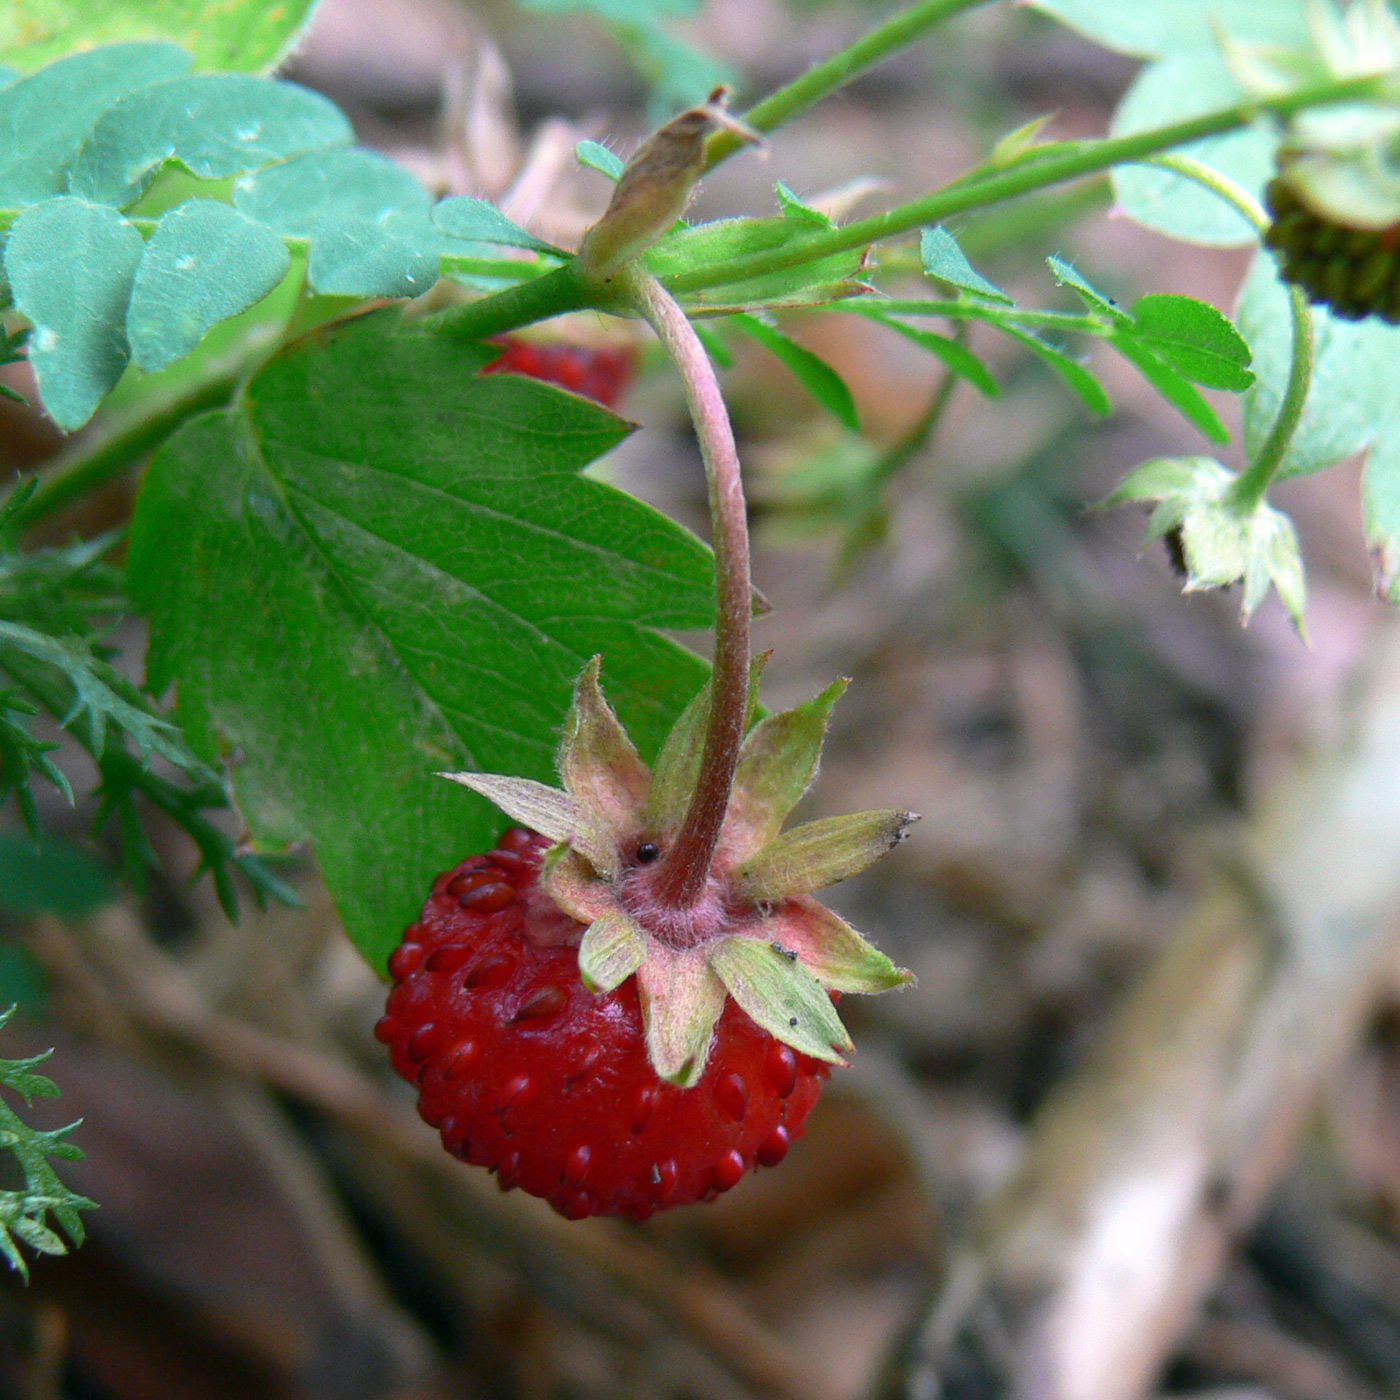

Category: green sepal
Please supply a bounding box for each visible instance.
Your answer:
[1104,455,1308,633]
[437,772,618,876]
[578,908,647,994]
[645,652,767,834]
[637,943,727,1087]
[761,896,913,993]
[724,677,848,862]
[737,809,918,900]
[558,656,649,837]
[708,936,851,1063]
[542,845,614,924]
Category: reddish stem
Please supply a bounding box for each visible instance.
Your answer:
[625,269,751,908]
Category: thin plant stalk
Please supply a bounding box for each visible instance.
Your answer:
[623,267,751,908]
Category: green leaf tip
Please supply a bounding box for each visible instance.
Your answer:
[578,908,647,994]
[638,944,728,1087]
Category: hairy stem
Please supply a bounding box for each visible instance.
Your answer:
[624,268,750,908]
[668,71,1385,297]
[1231,280,1315,508]
[704,0,993,169]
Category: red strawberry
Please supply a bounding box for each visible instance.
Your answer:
[381,658,916,1220]
[482,336,636,408]
[377,826,828,1219]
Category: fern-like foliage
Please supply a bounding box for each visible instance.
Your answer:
[0,476,298,917]
[0,1007,93,1281]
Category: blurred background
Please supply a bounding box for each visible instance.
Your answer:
[5,1,1400,1397]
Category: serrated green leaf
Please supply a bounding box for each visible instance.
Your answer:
[728,313,858,430]
[1048,254,1132,322]
[708,936,850,1063]
[920,225,1012,303]
[0,42,190,207]
[4,196,144,429]
[68,72,352,207]
[1126,292,1254,390]
[0,1,318,72]
[648,217,867,311]
[998,324,1113,415]
[1110,48,1274,247]
[432,196,560,253]
[1239,249,1399,477]
[233,146,431,234]
[860,309,1000,397]
[1108,333,1230,442]
[127,198,289,371]
[1028,0,1308,58]
[129,311,714,969]
[576,139,624,180]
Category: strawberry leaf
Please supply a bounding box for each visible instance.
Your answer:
[129,310,713,971]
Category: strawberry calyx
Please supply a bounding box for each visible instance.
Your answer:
[440,656,915,1087]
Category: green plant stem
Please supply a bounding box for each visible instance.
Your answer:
[668,71,1385,298]
[1138,153,1269,234]
[704,0,994,169]
[853,299,1106,333]
[1230,281,1314,509]
[624,268,751,909]
[441,265,597,342]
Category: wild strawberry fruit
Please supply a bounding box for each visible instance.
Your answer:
[1264,176,1400,323]
[379,657,916,1219]
[379,827,829,1219]
[482,336,636,408]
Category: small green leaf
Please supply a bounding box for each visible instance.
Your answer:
[127,198,289,371]
[861,309,1000,397]
[726,678,847,861]
[68,72,352,207]
[4,196,144,430]
[576,139,624,180]
[648,217,867,311]
[432,196,560,253]
[1047,254,1131,322]
[998,324,1113,415]
[729,313,859,430]
[1108,334,1230,442]
[775,182,832,226]
[577,909,646,994]
[0,1,319,72]
[0,42,190,207]
[1126,292,1254,390]
[708,936,850,1063]
[920,225,1012,303]
[760,896,912,993]
[233,146,431,234]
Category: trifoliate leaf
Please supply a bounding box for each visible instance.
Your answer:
[129,311,713,969]
[4,196,144,430]
[233,146,431,234]
[127,198,290,371]
[1125,293,1255,390]
[1107,334,1231,442]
